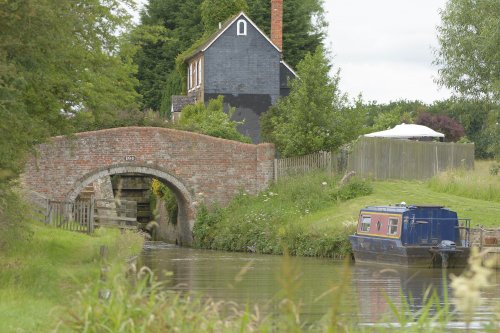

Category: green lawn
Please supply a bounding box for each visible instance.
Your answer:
[305,179,500,231]
[0,222,143,332]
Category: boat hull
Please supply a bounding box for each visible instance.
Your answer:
[349,235,470,268]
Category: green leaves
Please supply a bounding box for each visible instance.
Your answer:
[0,0,139,183]
[261,46,354,157]
[201,0,249,32]
[435,0,500,102]
[176,95,252,143]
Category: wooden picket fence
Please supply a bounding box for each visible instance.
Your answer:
[347,137,474,180]
[273,137,474,181]
[273,150,348,181]
[28,192,137,234]
[46,200,95,233]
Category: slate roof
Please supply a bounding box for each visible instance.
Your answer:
[185,12,282,61]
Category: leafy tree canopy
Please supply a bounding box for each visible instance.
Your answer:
[261,46,359,157]
[415,112,465,142]
[135,0,204,112]
[435,0,500,101]
[201,0,249,32]
[0,0,139,184]
[176,96,252,143]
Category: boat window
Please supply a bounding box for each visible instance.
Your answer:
[388,218,398,235]
[361,216,371,232]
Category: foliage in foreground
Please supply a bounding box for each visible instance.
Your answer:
[0,0,140,185]
[176,95,252,143]
[60,251,499,333]
[0,212,144,332]
[193,172,372,257]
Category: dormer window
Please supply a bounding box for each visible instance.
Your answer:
[237,19,247,36]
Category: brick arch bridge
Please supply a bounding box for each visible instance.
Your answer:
[22,127,275,245]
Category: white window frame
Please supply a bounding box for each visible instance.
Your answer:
[196,59,201,87]
[187,66,191,90]
[237,19,247,36]
[189,62,196,91]
[388,218,399,235]
[360,216,371,232]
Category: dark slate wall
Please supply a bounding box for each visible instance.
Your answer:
[203,17,281,143]
[205,93,272,143]
[204,18,281,99]
[280,62,295,97]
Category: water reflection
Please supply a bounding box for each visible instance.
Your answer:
[140,242,499,326]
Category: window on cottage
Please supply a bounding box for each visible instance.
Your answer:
[187,66,191,90]
[360,216,371,232]
[237,19,247,36]
[191,63,196,89]
[388,218,399,235]
[196,59,201,86]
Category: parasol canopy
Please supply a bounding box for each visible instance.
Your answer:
[364,123,444,139]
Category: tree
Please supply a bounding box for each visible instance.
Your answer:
[429,98,499,158]
[201,0,249,32]
[435,0,500,101]
[176,96,251,143]
[261,46,355,157]
[415,112,465,142]
[0,0,139,184]
[135,0,204,112]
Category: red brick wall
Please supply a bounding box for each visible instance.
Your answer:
[23,127,274,203]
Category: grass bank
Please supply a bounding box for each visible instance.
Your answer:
[193,166,500,257]
[193,172,372,257]
[0,221,143,332]
[427,160,500,202]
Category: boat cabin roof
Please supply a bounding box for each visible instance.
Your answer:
[361,204,448,215]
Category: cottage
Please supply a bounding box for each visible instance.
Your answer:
[172,0,296,143]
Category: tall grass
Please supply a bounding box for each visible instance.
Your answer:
[193,172,372,257]
[0,218,144,332]
[427,160,500,202]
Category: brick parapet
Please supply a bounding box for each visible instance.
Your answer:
[22,126,274,205]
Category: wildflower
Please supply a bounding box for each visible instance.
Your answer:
[322,182,327,186]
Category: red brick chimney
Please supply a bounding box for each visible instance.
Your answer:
[271,0,283,50]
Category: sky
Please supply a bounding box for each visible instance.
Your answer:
[133,0,453,104]
[324,0,452,104]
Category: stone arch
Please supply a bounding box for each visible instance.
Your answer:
[66,164,195,245]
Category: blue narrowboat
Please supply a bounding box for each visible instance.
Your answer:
[349,204,471,268]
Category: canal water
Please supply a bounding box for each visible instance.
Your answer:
[140,242,499,329]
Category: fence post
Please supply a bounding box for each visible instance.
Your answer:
[327,151,332,175]
[89,198,95,234]
[274,158,278,183]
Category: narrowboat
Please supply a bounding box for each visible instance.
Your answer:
[349,204,471,268]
